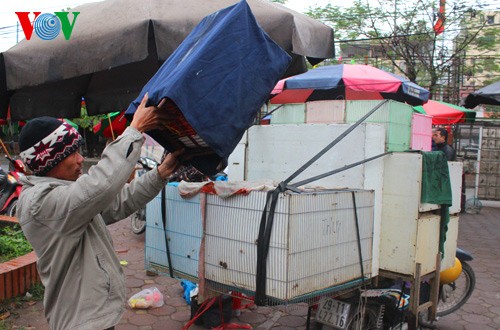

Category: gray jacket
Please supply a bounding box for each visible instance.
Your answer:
[17,127,167,330]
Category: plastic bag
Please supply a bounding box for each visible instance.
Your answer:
[128,287,164,309]
[180,279,198,305]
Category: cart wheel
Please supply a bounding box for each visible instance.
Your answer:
[464,198,482,214]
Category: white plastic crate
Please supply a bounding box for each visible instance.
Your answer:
[379,153,462,276]
[204,189,374,302]
[380,212,441,276]
[442,216,460,270]
[144,185,202,280]
[229,123,386,277]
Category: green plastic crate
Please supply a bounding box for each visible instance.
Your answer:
[345,100,413,152]
[270,103,306,124]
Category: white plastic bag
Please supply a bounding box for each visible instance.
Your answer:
[128,287,164,309]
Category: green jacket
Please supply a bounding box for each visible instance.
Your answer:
[17,127,167,330]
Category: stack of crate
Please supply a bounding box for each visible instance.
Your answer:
[269,100,432,152]
[379,153,462,276]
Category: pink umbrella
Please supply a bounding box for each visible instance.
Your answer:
[270,64,430,106]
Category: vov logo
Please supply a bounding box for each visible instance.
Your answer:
[15,12,80,41]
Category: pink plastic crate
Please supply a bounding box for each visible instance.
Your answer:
[305,100,345,123]
[411,113,432,151]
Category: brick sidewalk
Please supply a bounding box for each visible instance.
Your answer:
[4,207,500,329]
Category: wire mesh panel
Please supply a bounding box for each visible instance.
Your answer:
[204,189,374,304]
[144,185,202,280]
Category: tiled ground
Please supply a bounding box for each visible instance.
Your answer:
[5,207,500,329]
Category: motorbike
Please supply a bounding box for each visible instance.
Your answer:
[312,247,475,330]
[130,156,158,234]
[0,155,27,217]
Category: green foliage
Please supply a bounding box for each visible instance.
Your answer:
[270,0,287,4]
[0,224,32,263]
[27,283,45,301]
[0,282,45,329]
[71,103,106,131]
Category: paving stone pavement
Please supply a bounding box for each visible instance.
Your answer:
[5,207,500,330]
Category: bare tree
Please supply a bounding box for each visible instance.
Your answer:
[306,0,493,96]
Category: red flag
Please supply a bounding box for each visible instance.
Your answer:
[433,0,445,35]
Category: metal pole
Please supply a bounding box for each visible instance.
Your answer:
[474,127,482,200]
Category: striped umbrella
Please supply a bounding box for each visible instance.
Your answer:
[414,100,476,125]
[270,64,430,106]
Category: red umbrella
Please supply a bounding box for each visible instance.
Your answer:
[93,112,128,139]
[270,64,430,106]
[413,100,476,125]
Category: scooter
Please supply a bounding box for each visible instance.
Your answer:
[0,155,27,217]
[311,247,475,330]
[130,156,158,234]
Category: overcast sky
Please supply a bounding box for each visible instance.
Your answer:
[1,0,492,52]
[0,0,343,52]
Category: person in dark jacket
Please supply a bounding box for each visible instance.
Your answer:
[432,127,456,161]
[17,94,182,330]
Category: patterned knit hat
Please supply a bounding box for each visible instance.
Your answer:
[19,117,83,176]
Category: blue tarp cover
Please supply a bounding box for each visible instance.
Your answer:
[126,0,291,174]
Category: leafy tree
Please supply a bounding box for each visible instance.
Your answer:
[305,0,492,97]
[271,0,287,4]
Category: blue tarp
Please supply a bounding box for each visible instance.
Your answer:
[126,0,291,174]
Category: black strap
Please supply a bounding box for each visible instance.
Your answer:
[351,191,365,281]
[254,100,389,305]
[290,152,391,188]
[161,186,174,278]
[283,100,389,185]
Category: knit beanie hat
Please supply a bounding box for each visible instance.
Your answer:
[19,117,84,176]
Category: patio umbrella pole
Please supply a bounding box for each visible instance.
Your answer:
[108,115,116,140]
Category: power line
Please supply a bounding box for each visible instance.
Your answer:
[335,23,500,44]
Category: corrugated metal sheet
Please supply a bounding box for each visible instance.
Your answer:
[270,104,306,124]
[345,100,412,152]
[204,189,374,302]
[144,185,202,278]
[305,100,345,123]
[410,113,432,151]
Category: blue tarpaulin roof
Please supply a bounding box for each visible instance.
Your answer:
[126,0,291,174]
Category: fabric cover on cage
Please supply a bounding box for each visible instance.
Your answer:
[126,0,291,175]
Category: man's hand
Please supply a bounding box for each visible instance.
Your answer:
[157,149,184,180]
[130,93,172,133]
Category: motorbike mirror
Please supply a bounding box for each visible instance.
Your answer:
[13,159,26,174]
